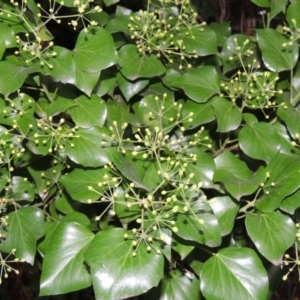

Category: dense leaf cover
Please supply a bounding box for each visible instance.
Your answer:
[0,0,300,299]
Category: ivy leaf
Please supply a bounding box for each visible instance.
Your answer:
[181,99,215,129]
[251,0,270,7]
[118,45,166,80]
[280,190,300,214]
[245,212,296,264]
[67,95,107,128]
[286,2,300,28]
[209,196,239,236]
[60,168,110,203]
[146,269,200,300]
[277,103,300,139]
[42,46,76,84]
[75,68,100,97]
[73,27,117,73]
[11,176,35,202]
[255,154,300,212]
[65,127,118,167]
[270,0,288,19]
[200,248,269,300]
[209,22,231,47]
[211,96,242,132]
[177,25,217,56]
[179,66,220,103]
[256,28,298,72]
[84,228,164,300]
[0,208,45,265]
[116,73,149,102]
[213,166,266,200]
[40,222,94,296]
[113,153,149,190]
[0,62,39,96]
[239,122,281,163]
[175,202,221,247]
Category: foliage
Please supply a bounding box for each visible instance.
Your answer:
[0,0,300,299]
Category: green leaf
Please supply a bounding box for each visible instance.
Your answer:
[270,0,288,19]
[256,29,298,72]
[0,208,45,265]
[175,202,221,247]
[209,22,231,47]
[116,73,149,101]
[73,27,117,73]
[209,196,239,236]
[118,45,166,80]
[84,228,164,300]
[277,103,300,139]
[173,67,219,103]
[0,39,5,61]
[0,62,39,96]
[42,46,75,84]
[113,153,149,190]
[181,99,215,129]
[67,95,107,128]
[255,154,300,212]
[212,96,242,132]
[40,222,94,296]
[105,15,131,35]
[239,122,281,162]
[213,166,266,200]
[177,25,217,56]
[11,176,35,202]
[185,148,216,188]
[251,0,270,7]
[280,190,300,214]
[245,212,296,264]
[65,127,118,167]
[103,0,120,6]
[60,168,110,203]
[75,68,101,97]
[214,151,252,179]
[146,269,200,300]
[286,2,300,28]
[200,247,269,300]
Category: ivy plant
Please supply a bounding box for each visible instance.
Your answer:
[0,0,300,299]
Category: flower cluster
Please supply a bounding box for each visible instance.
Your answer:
[128,0,201,68]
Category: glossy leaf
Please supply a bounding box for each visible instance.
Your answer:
[239,122,281,162]
[209,22,231,46]
[256,29,298,72]
[212,96,242,132]
[73,27,117,73]
[65,127,118,167]
[40,222,94,296]
[0,62,39,96]
[146,269,200,300]
[84,228,164,300]
[255,154,300,211]
[209,196,239,236]
[175,202,221,247]
[75,68,101,96]
[116,73,149,101]
[280,190,300,214]
[0,208,45,265]
[118,45,166,80]
[200,247,269,300]
[270,0,288,19]
[11,176,35,202]
[245,212,296,264]
[60,168,110,203]
[180,67,220,103]
[277,103,300,138]
[67,95,107,128]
